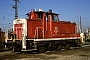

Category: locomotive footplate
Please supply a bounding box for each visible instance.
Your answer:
[21,39,38,53]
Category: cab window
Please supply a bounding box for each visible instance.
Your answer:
[52,15,58,22]
[37,14,43,19]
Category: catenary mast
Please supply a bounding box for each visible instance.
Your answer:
[12,0,19,19]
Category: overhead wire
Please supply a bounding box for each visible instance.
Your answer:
[0,3,14,19]
[18,1,30,18]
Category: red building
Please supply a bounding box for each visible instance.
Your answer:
[0,29,5,44]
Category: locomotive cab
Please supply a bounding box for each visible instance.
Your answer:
[26,9,59,22]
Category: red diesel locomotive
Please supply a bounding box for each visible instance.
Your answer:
[5,9,83,53]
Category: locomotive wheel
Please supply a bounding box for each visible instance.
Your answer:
[64,44,70,50]
[56,45,62,51]
[38,46,46,53]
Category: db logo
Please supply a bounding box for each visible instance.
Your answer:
[54,27,59,35]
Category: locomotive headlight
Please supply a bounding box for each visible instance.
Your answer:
[22,34,24,37]
[15,20,21,24]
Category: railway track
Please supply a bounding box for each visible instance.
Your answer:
[0,42,90,60]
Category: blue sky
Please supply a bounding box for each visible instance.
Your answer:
[0,0,90,31]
